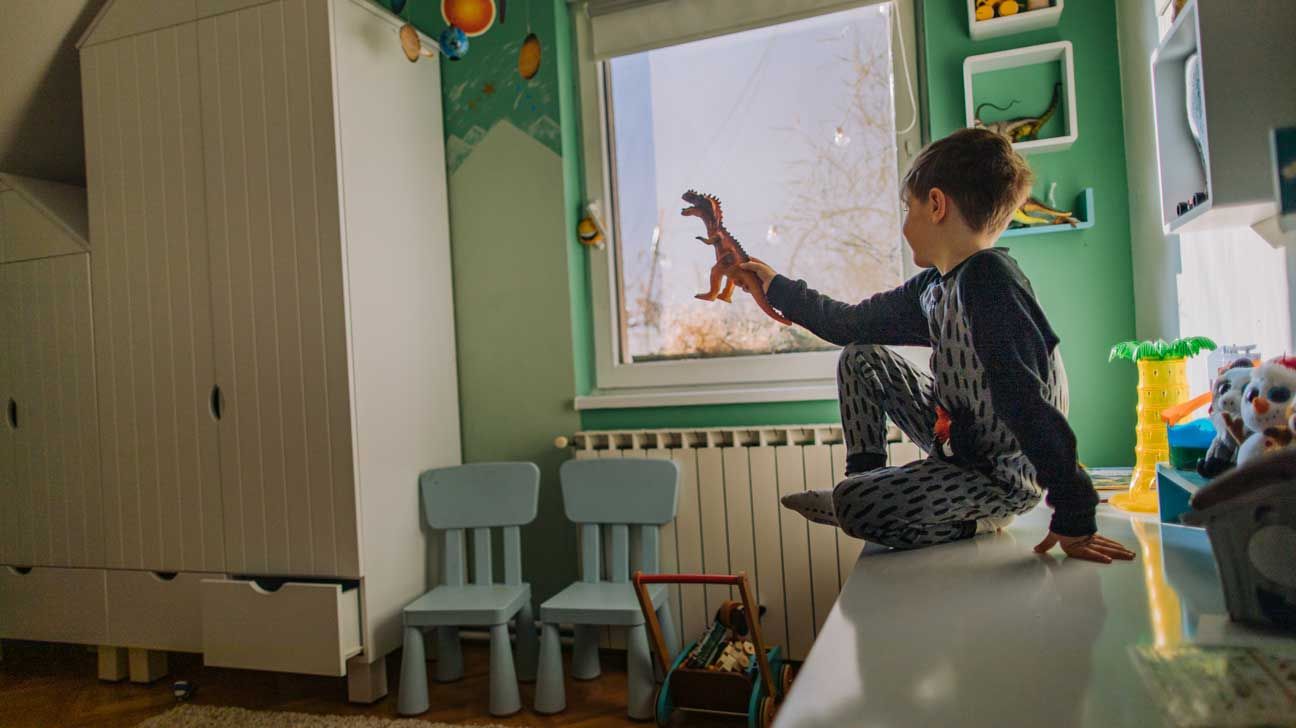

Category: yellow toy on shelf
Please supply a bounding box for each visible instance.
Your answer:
[975,0,1022,21]
[1108,337,1217,513]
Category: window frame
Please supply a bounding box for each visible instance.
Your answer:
[573,0,923,407]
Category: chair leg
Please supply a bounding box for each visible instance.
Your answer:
[488,624,522,716]
[515,602,538,682]
[658,603,680,657]
[627,624,655,720]
[435,626,463,682]
[398,627,429,715]
[572,624,601,680]
[534,622,566,714]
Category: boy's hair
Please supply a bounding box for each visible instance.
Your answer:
[902,128,1034,234]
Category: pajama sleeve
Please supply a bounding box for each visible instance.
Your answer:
[957,253,1099,537]
[766,269,940,347]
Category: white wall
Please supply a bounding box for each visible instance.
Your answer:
[1177,228,1291,392]
[1116,0,1180,341]
[1117,0,1294,394]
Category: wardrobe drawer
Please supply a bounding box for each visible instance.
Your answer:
[0,566,108,644]
[200,578,362,676]
[106,571,222,652]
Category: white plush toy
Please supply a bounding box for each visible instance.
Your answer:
[1197,358,1255,477]
[1237,357,1296,466]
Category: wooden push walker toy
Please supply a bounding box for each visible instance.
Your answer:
[632,571,797,728]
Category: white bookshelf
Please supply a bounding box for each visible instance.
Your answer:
[963,41,1077,155]
[1151,0,1296,234]
[966,0,1063,41]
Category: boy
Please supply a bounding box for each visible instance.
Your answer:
[741,129,1133,564]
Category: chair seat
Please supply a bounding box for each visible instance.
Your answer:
[539,582,669,627]
[404,584,531,627]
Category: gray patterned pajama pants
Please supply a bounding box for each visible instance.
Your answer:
[831,344,1042,549]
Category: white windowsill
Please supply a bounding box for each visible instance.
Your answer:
[574,380,839,410]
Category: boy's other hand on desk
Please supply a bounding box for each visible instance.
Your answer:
[739,259,776,293]
[1034,531,1136,564]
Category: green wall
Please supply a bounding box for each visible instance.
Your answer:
[383,0,584,602]
[922,0,1137,466]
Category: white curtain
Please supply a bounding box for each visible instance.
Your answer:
[573,0,892,60]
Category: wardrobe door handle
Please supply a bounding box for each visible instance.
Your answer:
[6,399,16,429]
[210,385,223,421]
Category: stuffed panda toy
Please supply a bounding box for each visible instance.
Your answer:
[1198,358,1256,477]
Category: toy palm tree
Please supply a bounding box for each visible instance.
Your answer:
[1108,336,1217,512]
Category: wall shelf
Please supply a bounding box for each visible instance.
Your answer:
[1151,0,1296,234]
[963,41,1077,155]
[967,0,1064,41]
[999,187,1094,238]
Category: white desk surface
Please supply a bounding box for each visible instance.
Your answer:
[775,504,1296,727]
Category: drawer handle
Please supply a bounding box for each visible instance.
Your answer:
[209,385,223,421]
[6,398,15,429]
[152,571,179,582]
[5,566,33,576]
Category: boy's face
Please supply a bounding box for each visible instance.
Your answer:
[901,189,943,269]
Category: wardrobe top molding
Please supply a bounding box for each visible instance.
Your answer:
[78,0,433,50]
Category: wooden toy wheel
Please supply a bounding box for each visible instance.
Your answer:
[780,663,797,697]
[758,696,777,728]
[654,683,673,727]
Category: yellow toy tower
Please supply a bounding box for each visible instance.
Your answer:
[1107,337,1217,513]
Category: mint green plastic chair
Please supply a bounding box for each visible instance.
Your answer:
[398,463,540,717]
[534,458,680,719]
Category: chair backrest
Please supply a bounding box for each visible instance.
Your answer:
[419,462,540,587]
[559,458,679,584]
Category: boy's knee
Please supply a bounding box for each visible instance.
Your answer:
[838,343,889,375]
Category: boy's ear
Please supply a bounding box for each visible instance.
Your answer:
[928,187,948,224]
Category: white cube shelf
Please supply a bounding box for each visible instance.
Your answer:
[963,41,1077,155]
[967,0,1064,41]
[1150,0,1296,234]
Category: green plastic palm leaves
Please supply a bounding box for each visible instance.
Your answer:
[1108,336,1217,363]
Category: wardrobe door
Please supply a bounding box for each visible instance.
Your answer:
[0,261,21,565]
[198,0,358,578]
[0,256,101,567]
[81,26,225,572]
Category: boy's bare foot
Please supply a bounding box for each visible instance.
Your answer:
[780,490,838,526]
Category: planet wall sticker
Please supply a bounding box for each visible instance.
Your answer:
[518,33,541,80]
[442,0,496,37]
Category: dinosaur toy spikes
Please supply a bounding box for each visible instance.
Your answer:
[680,190,792,326]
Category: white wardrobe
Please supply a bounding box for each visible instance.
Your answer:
[0,0,459,701]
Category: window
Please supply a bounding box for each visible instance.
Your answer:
[576,1,921,403]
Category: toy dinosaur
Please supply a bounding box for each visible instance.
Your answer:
[680,190,792,326]
[975,82,1062,144]
[1011,197,1079,227]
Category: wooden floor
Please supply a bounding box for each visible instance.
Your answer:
[0,640,742,728]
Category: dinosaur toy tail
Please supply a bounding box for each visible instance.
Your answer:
[752,288,793,326]
[1036,82,1062,129]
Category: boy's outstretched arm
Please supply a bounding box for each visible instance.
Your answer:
[958,255,1134,563]
[740,259,935,347]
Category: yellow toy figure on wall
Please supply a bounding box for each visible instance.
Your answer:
[975,0,1021,20]
[1108,337,1217,512]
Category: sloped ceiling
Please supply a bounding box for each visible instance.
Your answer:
[0,0,109,185]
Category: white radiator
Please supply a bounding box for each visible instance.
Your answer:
[570,425,921,661]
